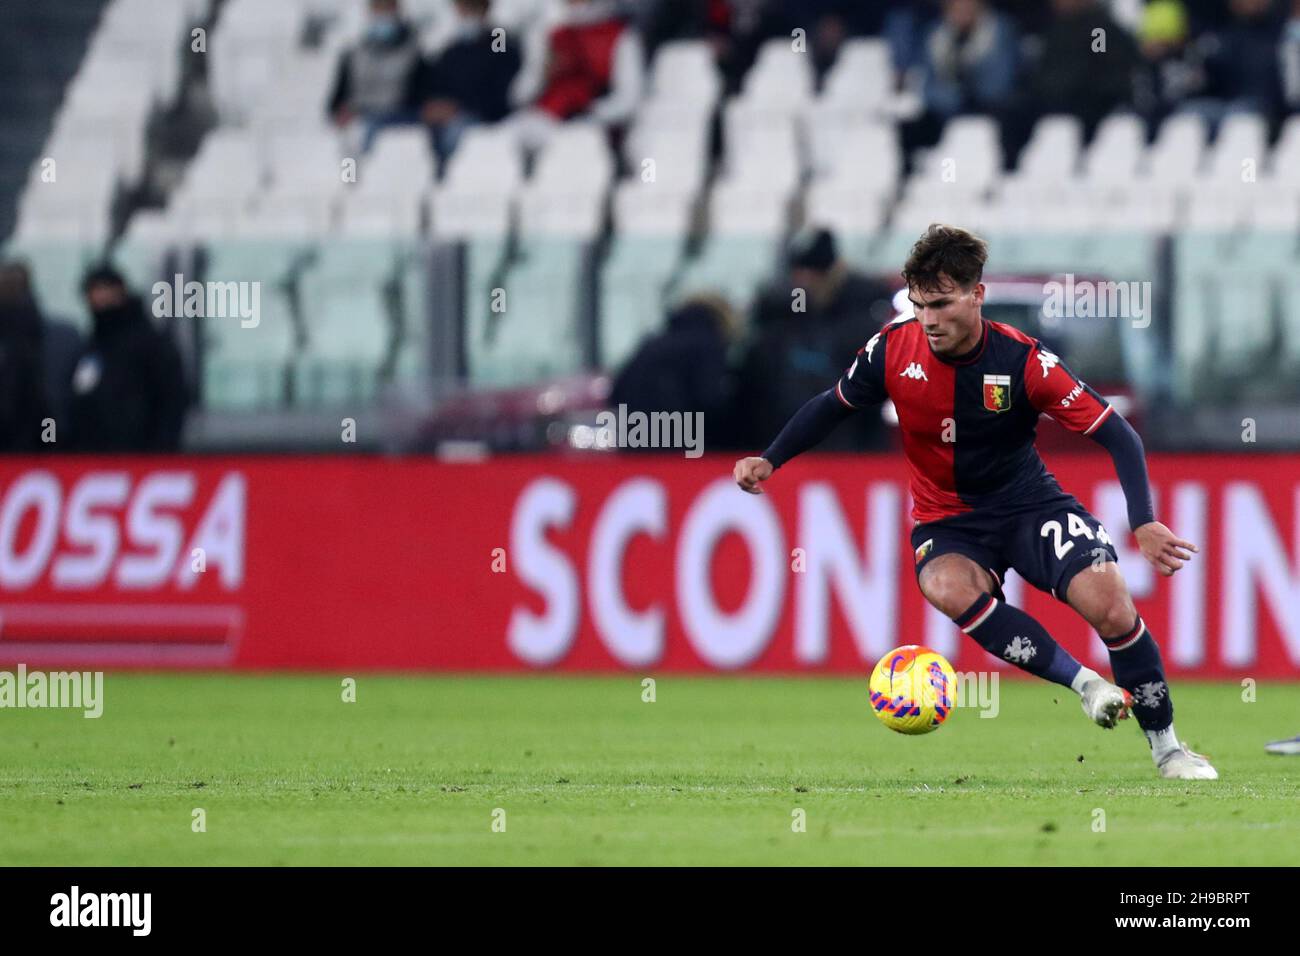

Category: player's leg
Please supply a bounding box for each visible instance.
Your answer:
[1066,563,1218,779]
[997,497,1142,727]
[916,551,1090,691]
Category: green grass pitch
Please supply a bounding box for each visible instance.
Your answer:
[1,675,1298,865]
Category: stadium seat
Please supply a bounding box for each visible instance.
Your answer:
[468,238,588,386]
[1280,273,1300,373]
[722,102,802,191]
[338,191,424,239]
[430,125,522,239]
[909,116,1002,198]
[648,40,722,109]
[805,120,900,191]
[1207,266,1275,378]
[245,51,340,134]
[198,238,303,409]
[819,38,892,110]
[741,38,814,110]
[390,244,432,388]
[673,232,784,314]
[1270,115,1300,184]
[209,0,308,124]
[1014,115,1083,182]
[516,123,613,240]
[599,234,686,371]
[1142,112,1206,183]
[1082,113,1146,184]
[622,111,709,194]
[296,238,403,405]
[804,181,888,239]
[1172,244,1215,400]
[1203,112,1268,183]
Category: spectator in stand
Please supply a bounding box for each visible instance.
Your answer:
[0,263,49,452]
[420,0,521,160]
[640,0,884,93]
[1196,0,1287,125]
[1180,0,1238,32]
[796,1,889,79]
[737,229,892,453]
[1283,0,1300,112]
[1132,1,1210,128]
[507,0,644,150]
[0,261,81,448]
[920,0,1020,121]
[1031,0,1142,135]
[701,0,786,96]
[883,0,942,84]
[66,266,187,453]
[328,0,427,151]
[609,295,737,451]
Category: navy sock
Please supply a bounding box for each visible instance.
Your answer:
[1102,616,1173,732]
[953,593,1083,689]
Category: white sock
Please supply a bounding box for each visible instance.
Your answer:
[1146,725,1180,762]
[1070,667,1103,695]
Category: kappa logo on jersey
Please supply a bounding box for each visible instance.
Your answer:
[864,332,881,363]
[899,362,928,381]
[983,374,1012,412]
[1036,349,1060,378]
[848,331,882,379]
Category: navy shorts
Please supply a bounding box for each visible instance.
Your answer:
[910,491,1119,604]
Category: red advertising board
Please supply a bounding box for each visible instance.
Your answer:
[0,454,1297,675]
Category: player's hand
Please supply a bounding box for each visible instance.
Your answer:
[1134,521,1198,577]
[733,456,774,495]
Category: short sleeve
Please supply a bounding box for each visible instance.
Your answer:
[1023,342,1112,434]
[835,329,888,409]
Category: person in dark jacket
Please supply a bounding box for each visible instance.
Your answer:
[739,228,892,452]
[1032,0,1142,135]
[0,263,49,452]
[420,0,521,160]
[0,261,83,444]
[1201,0,1287,123]
[609,295,738,451]
[329,0,427,151]
[66,266,187,453]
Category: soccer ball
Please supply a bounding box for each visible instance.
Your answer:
[869,645,957,735]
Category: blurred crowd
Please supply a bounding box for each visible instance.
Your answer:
[0,262,187,454]
[611,227,895,453]
[7,0,1300,455]
[331,0,1300,165]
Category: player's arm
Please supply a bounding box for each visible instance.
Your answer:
[1023,344,1196,576]
[1088,413,1196,575]
[734,329,888,494]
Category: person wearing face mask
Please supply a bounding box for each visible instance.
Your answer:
[66,266,187,453]
[420,0,521,160]
[329,0,427,151]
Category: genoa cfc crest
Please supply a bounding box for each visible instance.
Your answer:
[983,374,1011,413]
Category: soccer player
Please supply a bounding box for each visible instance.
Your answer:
[733,224,1217,780]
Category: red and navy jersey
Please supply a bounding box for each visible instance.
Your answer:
[836,317,1113,523]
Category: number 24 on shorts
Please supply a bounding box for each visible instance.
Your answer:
[1040,513,1112,560]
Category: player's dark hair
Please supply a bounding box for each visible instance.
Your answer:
[902,224,989,292]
